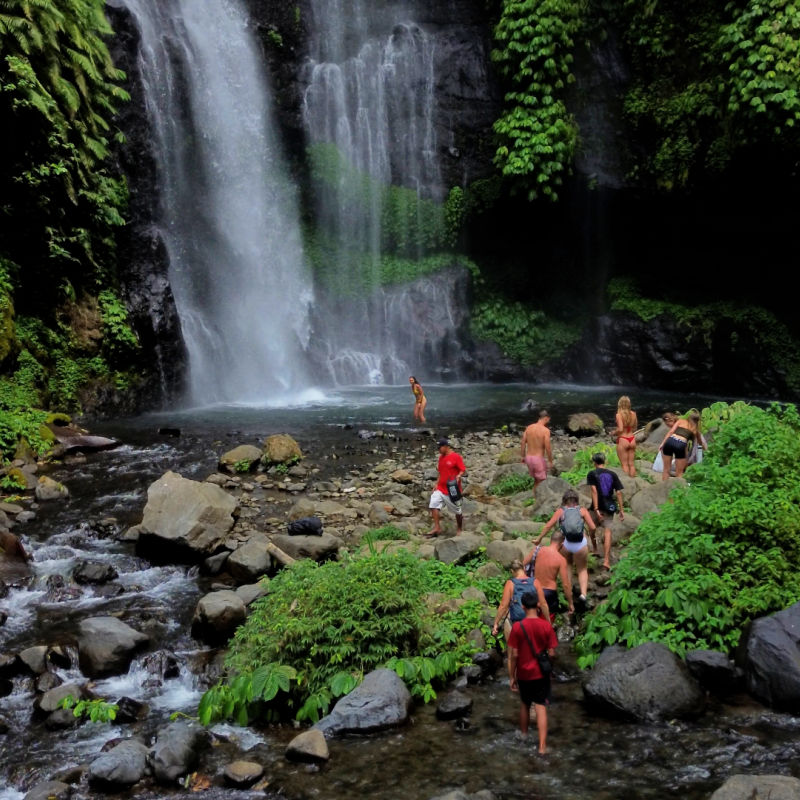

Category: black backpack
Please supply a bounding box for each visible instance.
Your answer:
[287,516,323,536]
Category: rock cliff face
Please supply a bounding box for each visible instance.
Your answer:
[107,6,187,408]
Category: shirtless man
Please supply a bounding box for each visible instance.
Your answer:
[524,530,574,620]
[521,410,553,494]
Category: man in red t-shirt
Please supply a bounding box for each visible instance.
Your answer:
[427,438,466,537]
[507,591,558,753]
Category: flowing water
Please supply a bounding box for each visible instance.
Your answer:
[2,385,799,798]
[112,0,314,405]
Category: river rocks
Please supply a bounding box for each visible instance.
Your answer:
[709,774,800,799]
[73,560,118,585]
[390,469,415,484]
[191,590,246,644]
[628,478,687,519]
[219,444,263,473]
[434,533,484,565]
[150,720,207,783]
[685,649,741,696]
[88,738,149,789]
[263,434,302,464]
[77,617,149,678]
[271,532,343,562]
[428,792,496,800]
[227,538,271,583]
[315,668,411,736]
[567,412,604,436]
[35,476,70,502]
[583,642,705,721]
[35,682,84,716]
[285,729,329,763]
[223,760,264,787]
[24,781,72,800]
[741,601,800,711]
[436,690,473,720]
[236,581,269,605]
[135,471,238,562]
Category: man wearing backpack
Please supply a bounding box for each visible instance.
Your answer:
[427,438,466,537]
[507,591,558,753]
[587,452,625,570]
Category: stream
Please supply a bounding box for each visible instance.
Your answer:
[2,384,798,799]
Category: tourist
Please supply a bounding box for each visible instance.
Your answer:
[409,376,427,423]
[614,395,638,477]
[523,529,574,621]
[520,410,553,496]
[658,410,707,480]
[427,438,465,537]
[533,489,596,609]
[492,560,549,641]
[507,591,558,753]
[587,452,625,570]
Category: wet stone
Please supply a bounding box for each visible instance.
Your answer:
[23,781,72,800]
[223,760,264,787]
[436,690,473,720]
[73,560,119,585]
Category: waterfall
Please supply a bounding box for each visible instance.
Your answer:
[113,0,314,405]
[302,0,448,385]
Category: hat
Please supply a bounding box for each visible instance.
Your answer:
[437,438,450,447]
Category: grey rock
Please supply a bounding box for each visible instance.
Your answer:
[73,560,118,585]
[219,444,262,473]
[191,590,246,644]
[315,668,411,736]
[19,645,48,674]
[24,781,72,800]
[485,538,528,567]
[223,760,264,787]
[285,729,329,763]
[583,642,704,721]
[629,478,687,519]
[709,774,800,800]
[35,682,84,715]
[201,550,230,575]
[272,532,343,562]
[235,581,269,606]
[150,720,207,783]
[227,538,271,583]
[35,476,69,502]
[436,690,473,720]
[434,533,484,565]
[77,617,149,678]
[88,738,148,789]
[45,708,81,731]
[685,649,740,696]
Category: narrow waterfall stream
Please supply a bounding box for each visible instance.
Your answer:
[112,0,314,405]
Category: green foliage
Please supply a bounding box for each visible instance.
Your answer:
[609,278,800,394]
[489,472,535,496]
[266,29,283,48]
[470,292,583,366]
[97,289,139,357]
[198,552,498,725]
[233,459,252,474]
[491,0,584,200]
[58,695,118,723]
[576,403,800,666]
[560,443,620,485]
[612,0,800,188]
[0,468,26,491]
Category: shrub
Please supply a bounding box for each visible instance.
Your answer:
[198,551,502,725]
[576,403,800,666]
[489,473,535,497]
[560,443,621,485]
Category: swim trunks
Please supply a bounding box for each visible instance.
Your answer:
[429,489,462,514]
[518,677,551,706]
[525,455,547,481]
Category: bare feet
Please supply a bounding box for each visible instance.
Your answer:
[425,530,441,538]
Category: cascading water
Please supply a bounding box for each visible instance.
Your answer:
[302,1,455,385]
[113,0,314,405]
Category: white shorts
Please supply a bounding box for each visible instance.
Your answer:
[429,490,462,514]
[562,536,588,554]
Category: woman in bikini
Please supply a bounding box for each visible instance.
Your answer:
[658,410,706,480]
[409,376,426,423]
[614,396,638,477]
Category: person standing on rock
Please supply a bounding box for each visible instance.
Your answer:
[409,376,427,424]
[520,410,553,496]
[523,530,574,621]
[492,560,549,641]
[614,395,638,478]
[533,489,596,611]
[427,438,465,537]
[587,452,625,571]
[658,410,706,480]
[507,590,558,753]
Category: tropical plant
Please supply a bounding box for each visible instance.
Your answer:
[576,403,800,666]
[58,695,119,723]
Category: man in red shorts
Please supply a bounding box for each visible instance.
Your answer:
[507,591,558,753]
[520,410,553,495]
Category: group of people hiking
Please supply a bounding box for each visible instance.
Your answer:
[417,382,707,753]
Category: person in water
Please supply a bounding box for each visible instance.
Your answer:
[614,395,638,477]
[409,376,426,423]
[658,410,707,480]
[507,591,558,753]
[492,559,549,642]
[520,410,553,496]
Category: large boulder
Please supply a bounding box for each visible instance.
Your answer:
[583,642,705,721]
[434,533,484,565]
[566,412,604,435]
[88,738,149,789]
[191,590,246,644]
[685,649,741,696]
[271,532,343,562]
[484,538,529,567]
[150,721,207,783]
[77,617,149,678]
[741,601,800,711]
[709,774,800,800]
[314,668,411,736]
[219,444,263,474]
[263,434,302,464]
[135,471,238,562]
[628,478,687,519]
[227,538,271,583]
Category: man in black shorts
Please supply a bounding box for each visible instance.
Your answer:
[587,452,625,570]
[507,591,558,753]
